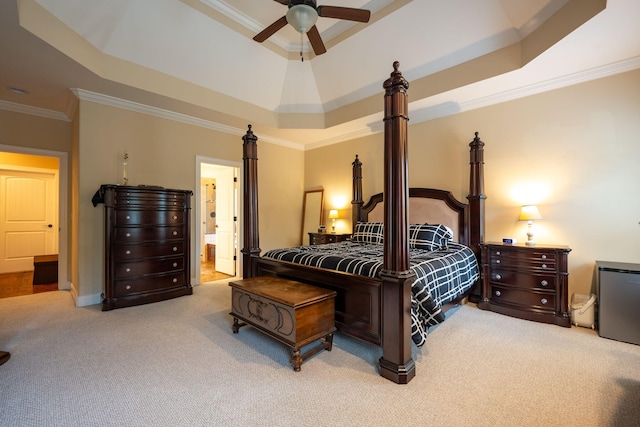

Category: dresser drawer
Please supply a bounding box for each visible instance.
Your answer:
[489,249,557,271]
[115,209,185,226]
[115,256,184,278]
[115,272,187,296]
[490,285,556,311]
[489,269,555,290]
[114,226,184,243]
[113,189,187,208]
[113,242,184,260]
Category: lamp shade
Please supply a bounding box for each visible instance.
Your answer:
[518,205,542,222]
[328,209,339,219]
[286,4,318,33]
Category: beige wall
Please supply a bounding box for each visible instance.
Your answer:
[76,100,304,300]
[1,68,638,304]
[306,69,640,296]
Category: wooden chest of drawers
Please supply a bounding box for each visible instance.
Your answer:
[93,185,193,311]
[308,232,351,245]
[229,276,336,371]
[478,243,571,327]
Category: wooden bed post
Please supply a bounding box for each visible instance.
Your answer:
[351,155,363,229]
[378,62,416,384]
[467,132,486,301]
[241,125,261,278]
[467,132,486,253]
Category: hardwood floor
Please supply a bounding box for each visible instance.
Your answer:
[200,260,233,283]
[0,271,58,299]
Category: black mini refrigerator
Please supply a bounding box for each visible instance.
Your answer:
[596,261,640,345]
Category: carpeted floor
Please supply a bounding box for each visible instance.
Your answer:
[1,280,639,426]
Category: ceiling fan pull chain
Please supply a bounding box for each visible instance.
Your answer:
[300,32,304,62]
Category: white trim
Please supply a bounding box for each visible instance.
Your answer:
[0,144,69,292]
[0,100,70,122]
[458,56,640,113]
[194,155,241,284]
[71,88,304,151]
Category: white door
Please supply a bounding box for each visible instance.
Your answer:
[215,167,236,276]
[0,168,58,273]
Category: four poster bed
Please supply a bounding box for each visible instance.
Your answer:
[240,62,486,384]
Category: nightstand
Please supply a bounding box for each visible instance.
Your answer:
[308,232,351,245]
[478,243,571,327]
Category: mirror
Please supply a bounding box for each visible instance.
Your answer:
[301,190,324,245]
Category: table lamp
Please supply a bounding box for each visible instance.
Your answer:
[329,209,339,233]
[519,205,542,246]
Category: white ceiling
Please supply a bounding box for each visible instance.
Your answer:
[1,0,639,149]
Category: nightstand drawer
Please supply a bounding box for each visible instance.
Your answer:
[489,269,556,290]
[490,285,556,311]
[489,250,557,271]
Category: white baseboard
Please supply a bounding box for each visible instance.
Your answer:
[69,281,102,307]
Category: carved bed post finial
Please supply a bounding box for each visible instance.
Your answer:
[351,154,363,230]
[241,124,261,278]
[379,61,416,384]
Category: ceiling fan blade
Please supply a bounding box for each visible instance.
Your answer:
[317,6,371,23]
[307,25,327,55]
[253,16,288,42]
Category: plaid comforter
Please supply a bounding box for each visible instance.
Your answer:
[263,240,479,347]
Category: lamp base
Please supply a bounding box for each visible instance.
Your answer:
[525,240,536,246]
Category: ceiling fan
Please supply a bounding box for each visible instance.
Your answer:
[253,0,371,57]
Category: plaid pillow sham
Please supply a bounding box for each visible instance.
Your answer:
[351,222,384,245]
[352,222,453,250]
[409,223,453,251]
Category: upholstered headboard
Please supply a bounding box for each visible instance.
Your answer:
[360,188,469,245]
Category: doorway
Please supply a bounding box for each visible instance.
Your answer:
[0,146,68,297]
[195,156,239,283]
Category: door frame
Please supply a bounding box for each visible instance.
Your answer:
[0,144,69,290]
[195,156,241,283]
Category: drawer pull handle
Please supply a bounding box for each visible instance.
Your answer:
[173,262,178,267]
[125,233,131,237]
[495,290,501,297]
[172,231,178,236]
[125,250,131,255]
[172,278,178,283]
[173,246,178,252]
[541,254,547,260]
[126,215,130,220]
[125,268,131,272]
[496,251,501,255]
[126,285,131,290]
[541,298,548,305]
[541,264,547,269]
[496,260,501,264]
[172,215,178,220]
[494,274,502,280]
[540,280,549,287]
[126,200,130,204]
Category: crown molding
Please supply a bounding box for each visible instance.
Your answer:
[0,100,70,122]
[70,89,304,151]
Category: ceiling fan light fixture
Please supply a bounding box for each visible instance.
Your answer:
[286,4,318,34]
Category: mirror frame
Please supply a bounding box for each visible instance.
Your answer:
[301,189,324,245]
